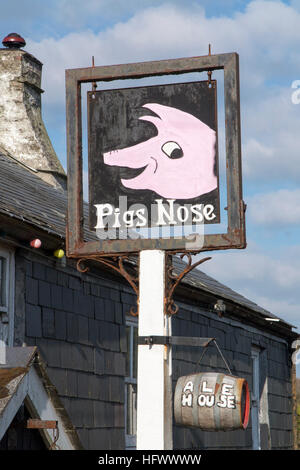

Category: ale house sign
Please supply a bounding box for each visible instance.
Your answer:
[174,372,250,431]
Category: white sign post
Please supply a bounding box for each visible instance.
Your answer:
[136,250,173,450]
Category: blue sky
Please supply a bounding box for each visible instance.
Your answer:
[1,0,300,370]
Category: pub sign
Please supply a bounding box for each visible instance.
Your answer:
[88,80,220,240]
[65,53,245,256]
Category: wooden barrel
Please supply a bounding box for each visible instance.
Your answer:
[174,372,250,431]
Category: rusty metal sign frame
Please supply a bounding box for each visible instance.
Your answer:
[65,52,246,258]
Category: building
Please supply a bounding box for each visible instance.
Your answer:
[0,34,298,450]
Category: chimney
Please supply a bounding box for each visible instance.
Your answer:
[0,33,66,190]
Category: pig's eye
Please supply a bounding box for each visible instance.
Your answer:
[161,141,183,159]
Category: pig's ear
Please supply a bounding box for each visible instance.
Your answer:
[139,115,161,127]
[142,103,176,124]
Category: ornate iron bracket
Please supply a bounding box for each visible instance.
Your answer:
[76,252,211,318]
[165,253,212,315]
[76,255,139,316]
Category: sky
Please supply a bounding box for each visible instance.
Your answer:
[1,0,300,370]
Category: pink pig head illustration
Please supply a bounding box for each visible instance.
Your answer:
[103,103,217,199]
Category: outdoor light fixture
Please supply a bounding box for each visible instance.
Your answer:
[265,318,280,322]
[214,299,226,316]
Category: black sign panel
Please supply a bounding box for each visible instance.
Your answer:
[88,80,220,238]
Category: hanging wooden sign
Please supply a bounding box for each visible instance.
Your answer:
[88,80,220,235]
[65,53,246,257]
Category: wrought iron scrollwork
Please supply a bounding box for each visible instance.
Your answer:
[77,252,211,318]
[77,255,139,317]
[165,253,211,316]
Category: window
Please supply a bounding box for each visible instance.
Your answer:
[0,255,8,313]
[125,318,138,449]
[0,245,15,348]
[251,347,261,450]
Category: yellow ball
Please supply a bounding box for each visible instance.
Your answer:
[54,249,65,259]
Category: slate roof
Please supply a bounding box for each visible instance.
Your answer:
[0,153,66,238]
[0,346,82,449]
[0,153,93,241]
[0,152,295,331]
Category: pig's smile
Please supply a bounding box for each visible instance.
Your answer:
[119,164,148,181]
[120,157,158,187]
[150,157,158,173]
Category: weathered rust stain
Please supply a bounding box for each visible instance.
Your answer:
[0,367,27,399]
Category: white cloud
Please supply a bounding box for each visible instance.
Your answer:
[26,1,300,95]
[201,242,300,329]
[204,245,300,290]
[24,1,300,183]
[242,139,274,176]
[247,189,300,225]
[241,85,300,181]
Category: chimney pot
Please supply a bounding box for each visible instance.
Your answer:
[0,36,66,190]
[2,33,26,49]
